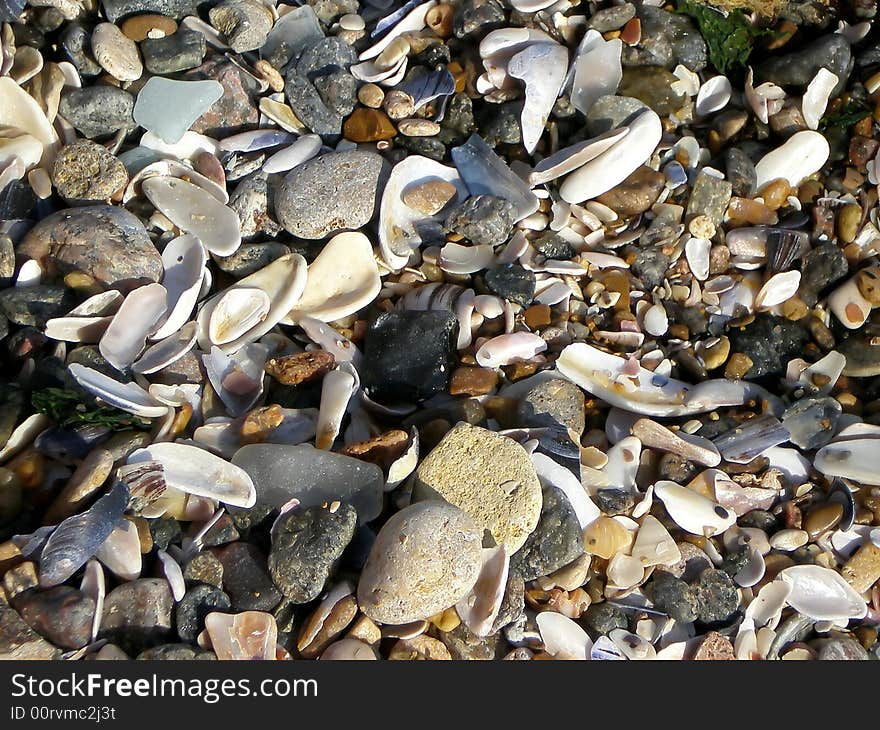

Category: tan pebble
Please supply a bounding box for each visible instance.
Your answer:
[803,502,843,540]
[397,118,441,137]
[692,630,735,660]
[697,335,730,370]
[131,516,153,553]
[120,14,177,41]
[254,59,284,92]
[688,214,716,239]
[448,365,499,396]
[759,179,791,211]
[357,82,384,109]
[346,614,382,645]
[240,404,284,444]
[841,541,880,594]
[3,561,37,600]
[27,168,51,199]
[546,553,592,591]
[781,297,809,320]
[265,350,335,386]
[298,594,358,658]
[0,540,23,576]
[769,528,808,551]
[427,607,461,632]
[44,448,114,524]
[383,89,415,120]
[582,516,631,560]
[838,203,862,244]
[524,304,552,330]
[389,635,452,660]
[91,22,143,82]
[724,352,753,380]
[338,13,365,31]
[375,36,410,71]
[856,265,880,306]
[402,178,457,215]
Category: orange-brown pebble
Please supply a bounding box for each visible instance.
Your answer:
[727,196,778,226]
[264,350,335,386]
[501,360,540,381]
[524,304,552,330]
[448,365,499,396]
[803,502,843,540]
[343,108,397,142]
[619,17,641,44]
[856,265,880,305]
[724,352,753,380]
[797,179,823,206]
[388,635,452,660]
[240,404,285,444]
[692,631,735,660]
[448,61,466,93]
[339,429,410,470]
[120,13,177,41]
[254,59,284,93]
[759,179,791,210]
[425,3,453,38]
[781,297,809,320]
[298,595,358,658]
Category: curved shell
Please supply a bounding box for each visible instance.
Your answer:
[68,363,169,418]
[528,128,628,186]
[127,442,256,508]
[209,287,271,345]
[0,76,59,167]
[133,320,199,374]
[94,519,142,581]
[695,75,732,116]
[778,565,866,621]
[197,253,308,354]
[99,283,169,371]
[536,611,592,660]
[379,156,469,271]
[39,482,129,588]
[123,158,228,204]
[282,232,381,324]
[152,235,207,341]
[653,480,736,537]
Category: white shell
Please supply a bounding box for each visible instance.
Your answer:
[133,320,199,374]
[685,237,711,281]
[802,67,839,131]
[0,77,59,167]
[142,176,241,256]
[754,270,801,310]
[438,242,495,274]
[528,128,628,186]
[537,611,592,660]
[153,235,207,341]
[99,283,168,371]
[653,480,736,537]
[68,364,168,418]
[455,546,509,637]
[754,130,830,190]
[778,565,867,621]
[475,332,547,368]
[745,67,785,125]
[157,549,186,602]
[378,156,468,271]
[94,520,142,581]
[197,253,308,354]
[569,32,622,117]
[815,438,880,483]
[209,288,271,345]
[203,343,268,417]
[282,232,381,324]
[828,275,872,330]
[358,0,435,60]
[128,442,257,508]
[695,75,731,116]
[531,452,601,528]
[262,134,322,174]
[315,365,358,450]
[507,42,568,154]
[80,560,104,642]
[44,316,112,343]
[630,515,680,567]
[124,158,228,205]
[560,109,662,203]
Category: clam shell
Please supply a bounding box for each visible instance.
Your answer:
[124,159,228,205]
[45,315,112,343]
[99,283,169,371]
[197,253,308,354]
[39,481,129,588]
[378,156,468,271]
[0,76,59,167]
[630,515,680,567]
[68,290,123,318]
[282,232,381,324]
[220,129,294,153]
[205,611,278,660]
[815,438,880,484]
[531,452,601,528]
[528,128,628,186]
[359,0,435,61]
[299,316,362,366]
[802,68,839,131]
[262,134,322,174]
[754,270,801,310]
[152,235,207,341]
[127,442,257,508]
[94,519,142,581]
[438,242,495,275]
[745,580,791,629]
[202,343,268,417]
[209,288,271,345]
[507,42,568,154]
[133,321,198,375]
[68,364,169,418]
[316,364,358,450]
[778,565,866,621]
[754,130,830,190]
[695,75,731,116]
[142,176,241,257]
[653,480,735,537]
[536,611,592,660]
[475,332,547,368]
[560,109,661,204]
[455,546,509,637]
[569,32,622,116]
[139,130,220,161]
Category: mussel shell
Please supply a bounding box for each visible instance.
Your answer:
[35,424,111,462]
[828,478,856,533]
[39,481,129,588]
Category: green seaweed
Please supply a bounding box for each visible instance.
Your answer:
[677,1,771,75]
[32,387,152,431]
[820,100,872,130]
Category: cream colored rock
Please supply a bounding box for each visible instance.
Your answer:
[754,130,830,190]
[92,22,143,82]
[413,423,543,552]
[282,232,380,324]
[357,501,482,625]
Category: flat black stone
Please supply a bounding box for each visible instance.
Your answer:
[484,263,535,307]
[361,309,459,403]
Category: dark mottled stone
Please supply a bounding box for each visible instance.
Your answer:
[58,86,134,139]
[214,542,281,612]
[484,263,535,307]
[510,487,583,581]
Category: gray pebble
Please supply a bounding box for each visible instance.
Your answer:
[444,194,516,246]
[58,85,134,139]
[510,487,584,582]
[141,29,206,75]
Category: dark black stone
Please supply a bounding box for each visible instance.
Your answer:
[647,571,698,624]
[799,243,849,306]
[739,509,778,531]
[361,309,459,403]
[757,33,852,95]
[215,542,281,612]
[175,584,231,643]
[149,516,181,551]
[510,487,584,581]
[532,232,576,260]
[477,101,522,146]
[444,194,517,246]
[693,568,739,624]
[727,313,809,378]
[595,488,635,516]
[453,0,505,38]
[583,602,628,634]
[141,29,206,75]
[0,285,76,328]
[268,503,357,603]
[484,263,535,307]
[0,180,37,220]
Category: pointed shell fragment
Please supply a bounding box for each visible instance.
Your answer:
[507,42,568,154]
[653,480,735,537]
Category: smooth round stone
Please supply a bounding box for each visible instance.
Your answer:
[339,13,365,31]
[141,29,207,75]
[232,444,384,522]
[52,140,128,205]
[803,502,844,540]
[17,205,163,288]
[595,165,665,216]
[209,0,273,53]
[12,586,96,650]
[99,579,174,653]
[275,150,390,239]
[413,422,543,553]
[268,503,357,603]
[58,86,135,139]
[92,22,143,82]
[0,285,75,327]
[357,501,482,625]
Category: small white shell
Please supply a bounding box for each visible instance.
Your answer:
[754,270,801,310]
[315,365,358,450]
[778,564,867,621]
[94,519,142,581]
[695,75,731,116]
[133,320,199,375]
[99,283,168,371]
[802,67,839,131]
[653,480,736,537]
[455,546,509,637]
[536,611,592,660]
[262,134,322,174]
[475,332,547,368]
[629,514,681,567]
[68,364,169,418]
[209,288,271,346]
